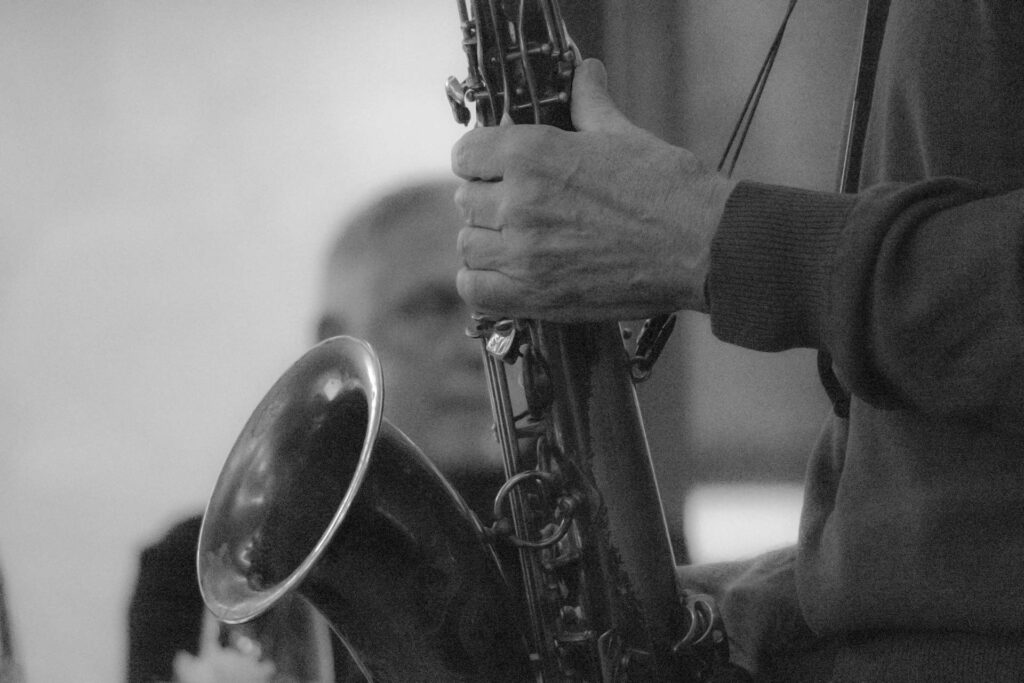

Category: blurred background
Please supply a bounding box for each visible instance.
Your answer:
[0,1,865,680]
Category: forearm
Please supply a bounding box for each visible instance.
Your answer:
[708,178,1024,429]
[707,181,855,352]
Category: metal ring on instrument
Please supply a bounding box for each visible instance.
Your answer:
[673,592,718,651]
[492,470,576,549]
[628,359,654,383]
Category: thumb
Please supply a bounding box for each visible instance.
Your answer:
[571,58,633,134]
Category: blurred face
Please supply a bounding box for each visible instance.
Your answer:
[318,200,502,474]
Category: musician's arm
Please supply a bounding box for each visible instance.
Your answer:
[454,57,1024,432]
[708,178,1024,432]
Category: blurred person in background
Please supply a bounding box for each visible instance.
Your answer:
[126,177,504,682]
[315,176,505,515]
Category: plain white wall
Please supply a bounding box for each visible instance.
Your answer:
[0,3,466,681]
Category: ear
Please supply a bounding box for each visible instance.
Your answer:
[316,314,347,342]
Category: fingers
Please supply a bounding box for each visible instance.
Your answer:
[456,266,522,318]
[453,180,507,231]
[457,223,507,270]
[172,648,278,683]
[457,266,639,323]
[457,227,558,319]
[452,120,568,183]
[198,610,222,654]
[451,126,507,181]
[456,225,529,315]
[175,613,278,683]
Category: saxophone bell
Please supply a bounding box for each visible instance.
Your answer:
[197,336,532,682]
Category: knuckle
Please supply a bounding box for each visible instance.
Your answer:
[451,127,488,176]
[452,183,468,213]
[497,192,519,226]
[450,138,469,175]
[455,226,472,258]
[455,268,473,301]
[456,268,486,310]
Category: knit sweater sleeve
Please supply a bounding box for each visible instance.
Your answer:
[708,178,1024,432]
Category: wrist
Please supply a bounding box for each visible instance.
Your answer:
[707,181,855,351]
[696,174,739,313]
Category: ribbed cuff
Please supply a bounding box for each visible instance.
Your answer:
[707,181,857,352]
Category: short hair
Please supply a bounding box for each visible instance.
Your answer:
[326,177,460,268]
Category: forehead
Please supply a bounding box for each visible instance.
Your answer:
[323,189,463,319]
[356,193,459,272]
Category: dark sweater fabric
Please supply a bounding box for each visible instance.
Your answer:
[702,1,1024,679]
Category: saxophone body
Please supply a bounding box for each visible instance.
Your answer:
[482,320,689,680]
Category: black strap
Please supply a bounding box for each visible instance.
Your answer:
[818,0,891,418]
[718,0,799,177]
[839,0,892,194]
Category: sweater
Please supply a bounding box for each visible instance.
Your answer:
[699,2,1024,680]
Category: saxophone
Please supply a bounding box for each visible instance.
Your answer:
[445,2,722,680]
[196,2,723,681]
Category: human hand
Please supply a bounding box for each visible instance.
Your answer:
[452,58,736,322]
[171,612,278,683]
[676,547,818,677]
